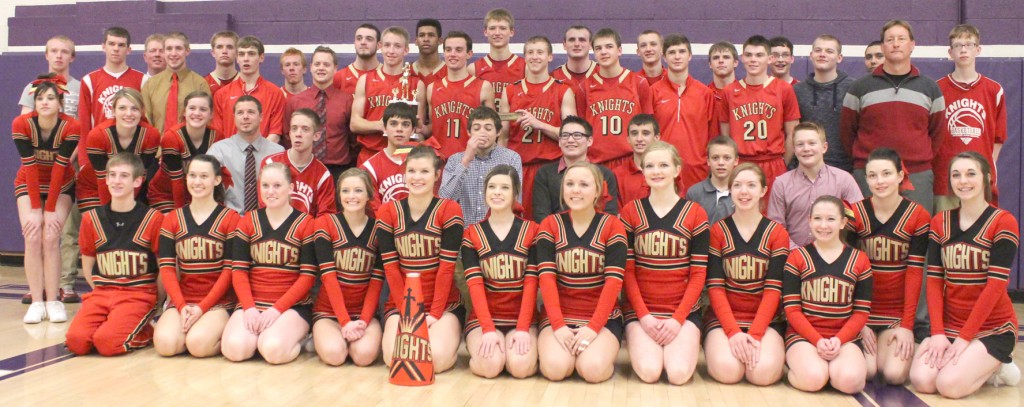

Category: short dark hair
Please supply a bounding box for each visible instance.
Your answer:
[357,23,381,41]
[707,135,739,156]
[564,25,591,42]
[104,26,131,44]
[559,115,593,137]
[234,95,262,114]
[383,102,418,127]
[416,19,442,37]
[107,152,145,179]
[406,145,443,171]
[628,114,659,135]
[592,28,621,48]
[312,45,338,66]
[468,106,502,133]
[187,154,227,204]
[709,41,738,60]
[768,36,794,53]
[662,34,692,55]
[866,147,904,176]
[291,108,322,132]
[866,40,883,48]
[237,35,265,55]
[743,35,772,54]
[444,31,473,51]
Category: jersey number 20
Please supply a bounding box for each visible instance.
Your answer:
[743,120,768,141]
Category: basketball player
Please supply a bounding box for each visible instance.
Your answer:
[351,26,427,165]
[78,89,160,212]
[66,153,163,356]
[933,24,1006,211]
[783,195,873,394]
[335,24,381,94]
[411,19,446,87]
[14,78,79,323]
[863,41,884,74]
[704,163,789,386]
[847,148,930,385]
[719,35,800,194]
[261,109,337,216]
[470,8,525,109]
[153,155,239,357]
[613,114,660,206]
[78,26,144,138]
[361,102,419,212]
[769,36,798,85]
[551,25,595,116]
[312,169,384,367]
[206,31,239,95]
[147,91,224,212]
[221,163,317,364]
[212,36,285,143]
[462,165,540,379]
[379,146,465,373]
[637,30,665,84]
[424,31,495,159]
[620,141,709,385]
[279,48,308,98]
[584,28,653,168]
[910,152,1021,398]
[536,162,626,383]
[651,34,719,191]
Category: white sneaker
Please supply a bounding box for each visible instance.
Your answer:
[46,301,67,323]
[23,302,47,324]
[990,362,1022,387]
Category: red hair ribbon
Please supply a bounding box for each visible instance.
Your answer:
[30,75,69,95]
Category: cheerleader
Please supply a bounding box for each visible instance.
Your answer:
[910,151,1020,398]
[220,163,317,364]
[463,165,540,379]
[13,75,79,324]
[152,155,239,357]
[148,91,223,212]
[312,168,384,367]
[783,195,873,394]
[77,88,159,211]
[379,146,465,373]
[536,162,627,383]
[847,148,930,385]
[620,141,709,385]
[704,163,789,386]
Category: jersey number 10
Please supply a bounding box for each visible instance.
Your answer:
[599,116,623,136]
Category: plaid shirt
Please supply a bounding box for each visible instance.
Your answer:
[439,145,522,225]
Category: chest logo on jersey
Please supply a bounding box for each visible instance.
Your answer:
[379,174,407,203]
[492,81,511,98]
[588,99,636,117]
[369,94,393,109]
[98,85,127,119]
[335,246,374,273]
[481,253,527,281]
[801,275,854,304]
[858,236,908,264]
[941,242,989,271]
[731,102,776,121]
[96,250,150,277]
[291,181,315,213]
[34,149,57,162]
[432,101,473,119]
[945,98,986,144]
[557,247,605,275]
[395,232,440,258]
[521,106,555,123]
[635,230,689,258]
[251,240,300,266]
[724,254,768,282]
[176,236,224,261]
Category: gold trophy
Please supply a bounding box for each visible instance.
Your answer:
[390,62,419,106]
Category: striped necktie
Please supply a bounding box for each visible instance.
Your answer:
[244,144,258,212]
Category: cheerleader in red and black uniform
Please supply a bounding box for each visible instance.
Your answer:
[620,141,708,385]
[78,88,160,211]
[379,146,465,373]
[847,148,930,385]
[148,91,224,212]
[536,161,627,384]
[220,163,317,364]
[704,163,789,386]
[463,165,540,379]
[784,195,873,394]
[152,155,239,357]
[910,151,1020,399]
[312,168,384,367]
[13,76,79,324]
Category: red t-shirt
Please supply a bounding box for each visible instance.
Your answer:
[261,151,337,217]
[333,64,373,94]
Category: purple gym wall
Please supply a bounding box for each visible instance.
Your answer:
[1,0,1023,288]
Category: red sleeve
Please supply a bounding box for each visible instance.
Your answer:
[86,127,113,205]
[782,83,800,121]
[707,223,741,337]
[45,119,80,212]
[231,212,257,309]
[315,169,337,216]
[197,210,238,312]
[957,212,1018,341]
[266,89,285,136]
[782,249,823,344]
[748,225,789,341]
[839,107,859,156]
[462,227,495,333]
[516,222,540,331]
[12,116,43,209]
[925,214,947,336]
[705,89,720,138]
[718,88,730,124]
[900,206,929,330]
[283,97,296,144]
[430,200,464,318]
[535,217,566,329]
[272,216,316,313]
[316,216,352,325]
[671,205,709,324]
[360,240,385,324]
[835,251,873,344]
[158,212,187,310]
[79,79,93,136]
[586,216,626,333]
[376,204,406,308]
[620,203,651,319]
[160,131,188,208]
[211,92,226,137]
[79,211,97,257]
[995,84,1007,144]
[637,76,653,115]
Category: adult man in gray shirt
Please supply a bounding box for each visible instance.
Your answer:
[208,95,284,213]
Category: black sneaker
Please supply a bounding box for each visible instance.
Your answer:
[59,287,81,303]
[22,293,32,305]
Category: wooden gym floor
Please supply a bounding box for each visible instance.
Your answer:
[0,265,1021,407]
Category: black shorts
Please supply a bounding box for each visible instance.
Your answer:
[939,332,1016,364]
[705,321,786,340]
[566,317,624,342]
[785,334,863,351]
[383,302,467,328]
[235,304,312,325]
[868,325,924,344]
[624,310,702,328]
[463,322,531,338]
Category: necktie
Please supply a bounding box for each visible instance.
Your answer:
[313,89,328,160]
[165,73,179,132]
[244,144,258,212]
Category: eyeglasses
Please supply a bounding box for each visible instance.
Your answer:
[771,52,792,59]
[951,43,978,51]
[559,132,590,140]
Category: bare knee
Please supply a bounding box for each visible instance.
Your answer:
[790,366,829,392]
[632,359,663,383]
[185,331,222,358]
[220,334,254,362]
[881,364,909,386]
[935,373,973,399]
[540,358,574,381]
[577,358,615,383]
[909,367,938,394]
[471,354,505,379]
[830,370,866,394]
[153,330,183,357]
[259,337,299,365]
[315,340,347,366]
[506,356,537,379]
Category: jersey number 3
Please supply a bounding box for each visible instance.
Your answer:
[743,120,768,141]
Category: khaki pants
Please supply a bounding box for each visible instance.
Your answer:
[934,195,960,213]
[60,206,82,288]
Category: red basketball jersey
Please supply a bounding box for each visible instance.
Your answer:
[78,67,145,136]
[474,54,525,109]
[334,64,373,94]
[582,69,653,164]
[551,62,595,116]
[428,76,486,158]
[933,74,1007,196]
[718,77,800,160]
[505,78,570,164]
[412,63,446,88]
[358,66,423,154]
[261,151,337,217]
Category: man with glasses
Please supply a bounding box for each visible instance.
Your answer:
[769,36,798,85]
[531,116,620,221]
